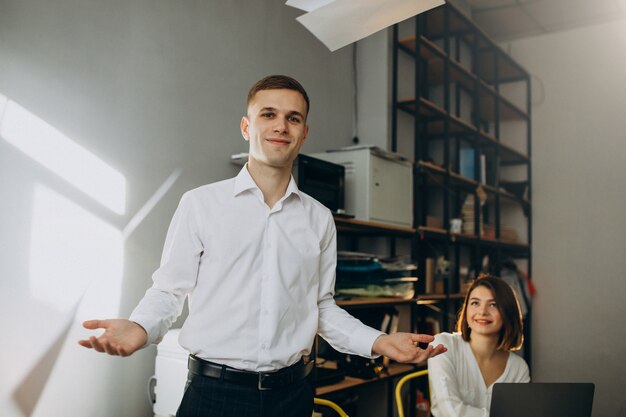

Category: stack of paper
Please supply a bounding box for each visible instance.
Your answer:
[287,0,445,52]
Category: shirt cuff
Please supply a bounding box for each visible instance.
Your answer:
[128,313,163,347]
[350,326,386,358]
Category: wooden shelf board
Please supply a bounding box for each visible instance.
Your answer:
[398,97,530,162]
[398,35,477,91]
[477,48,529,83]
[417,292,466,302]
[336,297,416,308]
[316,363,416,396]
[334,216,416,236]
[418,293,448,300]
[478,82,528,121]
[397,97,446,118]
[419,161,504,194]
[476,130,529,164]
[428,58,477,91]
[418,160,446,175]
[449,292,466,299]
[418,225,448,235]
[424,114,476,136]
[398,35,446,61]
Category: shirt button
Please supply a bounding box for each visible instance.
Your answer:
[261,344,266,350]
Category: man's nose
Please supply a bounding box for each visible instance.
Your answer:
[273,117,288,133]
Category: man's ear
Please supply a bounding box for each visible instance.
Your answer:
[240,116,250,141]
[303,124,309,143]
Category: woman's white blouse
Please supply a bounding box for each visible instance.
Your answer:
[428,332,530,417]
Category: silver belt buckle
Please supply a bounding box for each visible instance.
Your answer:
[257,373,271,391]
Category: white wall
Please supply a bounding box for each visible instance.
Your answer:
[0,0,357,416]
[355,30,392,150]
[504,20,626,417]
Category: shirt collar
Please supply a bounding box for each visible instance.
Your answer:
[233,164,302,201]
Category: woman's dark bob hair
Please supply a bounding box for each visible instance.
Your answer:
[456,274,524,351]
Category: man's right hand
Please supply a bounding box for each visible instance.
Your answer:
[78,319,148,357]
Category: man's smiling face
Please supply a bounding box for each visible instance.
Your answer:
[241,88,309,170]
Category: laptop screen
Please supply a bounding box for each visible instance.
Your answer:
[490,382,595,417]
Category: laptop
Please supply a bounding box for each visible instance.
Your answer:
[490,382,595,417]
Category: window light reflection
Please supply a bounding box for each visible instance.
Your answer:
[0,98,126,215]
[29,184,123,315]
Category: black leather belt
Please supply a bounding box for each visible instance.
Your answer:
[188,355,314,391]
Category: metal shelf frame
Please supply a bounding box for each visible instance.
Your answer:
[391,1,533,368]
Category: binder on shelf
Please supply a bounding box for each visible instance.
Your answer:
[434,277,445,294]
[434,257,450,294]
[459,148,486,183]
[425,258,435,293]
[460,148,474,179]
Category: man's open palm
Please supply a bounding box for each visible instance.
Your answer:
[79,319,147,357]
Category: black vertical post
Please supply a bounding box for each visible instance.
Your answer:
[494,51,502,272]
[443,4,455,312]
[392,24,399,153]
[411,15,425,417]
[525,72,533,367]
[414,14,424,231]
[471,29,481,276]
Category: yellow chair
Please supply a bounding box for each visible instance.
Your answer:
[394,369,429,417]
[313,397,349,417]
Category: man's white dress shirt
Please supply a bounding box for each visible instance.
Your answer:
[427,332,530,417]
[130,166,382,372]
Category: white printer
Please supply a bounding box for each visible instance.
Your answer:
[152,329,188,417]
[310,146,413,228]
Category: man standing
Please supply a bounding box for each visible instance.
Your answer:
[80,75,446,417]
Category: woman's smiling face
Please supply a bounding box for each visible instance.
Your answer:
[466,285,503,337]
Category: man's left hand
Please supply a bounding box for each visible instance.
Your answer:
[371,333,447,364]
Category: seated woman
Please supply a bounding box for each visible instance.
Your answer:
[428,274,530,417]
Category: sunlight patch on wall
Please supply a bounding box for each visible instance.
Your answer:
[1,90,182,416]
[29,184,124,315]
[0,98,126,215]
[123,168,182,239]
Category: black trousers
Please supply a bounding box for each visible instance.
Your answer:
[176,372,314,417]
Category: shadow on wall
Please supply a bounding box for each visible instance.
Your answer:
[13,300,80,416]
[0,93,180,416]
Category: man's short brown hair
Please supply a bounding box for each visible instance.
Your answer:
[247,75,310,117]
[456,274,524,351]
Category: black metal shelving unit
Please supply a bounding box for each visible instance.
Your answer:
[315,217,430,417]
[391,1,533,366]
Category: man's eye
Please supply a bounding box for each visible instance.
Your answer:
[288,116,301,123]
[262,113,274,118]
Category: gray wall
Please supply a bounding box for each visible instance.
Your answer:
[355,30,392,150]
[504,21,626,417]
[0,0,356,415]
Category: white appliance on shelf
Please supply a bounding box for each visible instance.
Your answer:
[152,329,187,417]
[310,146,413,227]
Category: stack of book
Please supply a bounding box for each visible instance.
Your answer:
[499,226,519,242]
[461,194,482,235]
[482,224,519,242]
